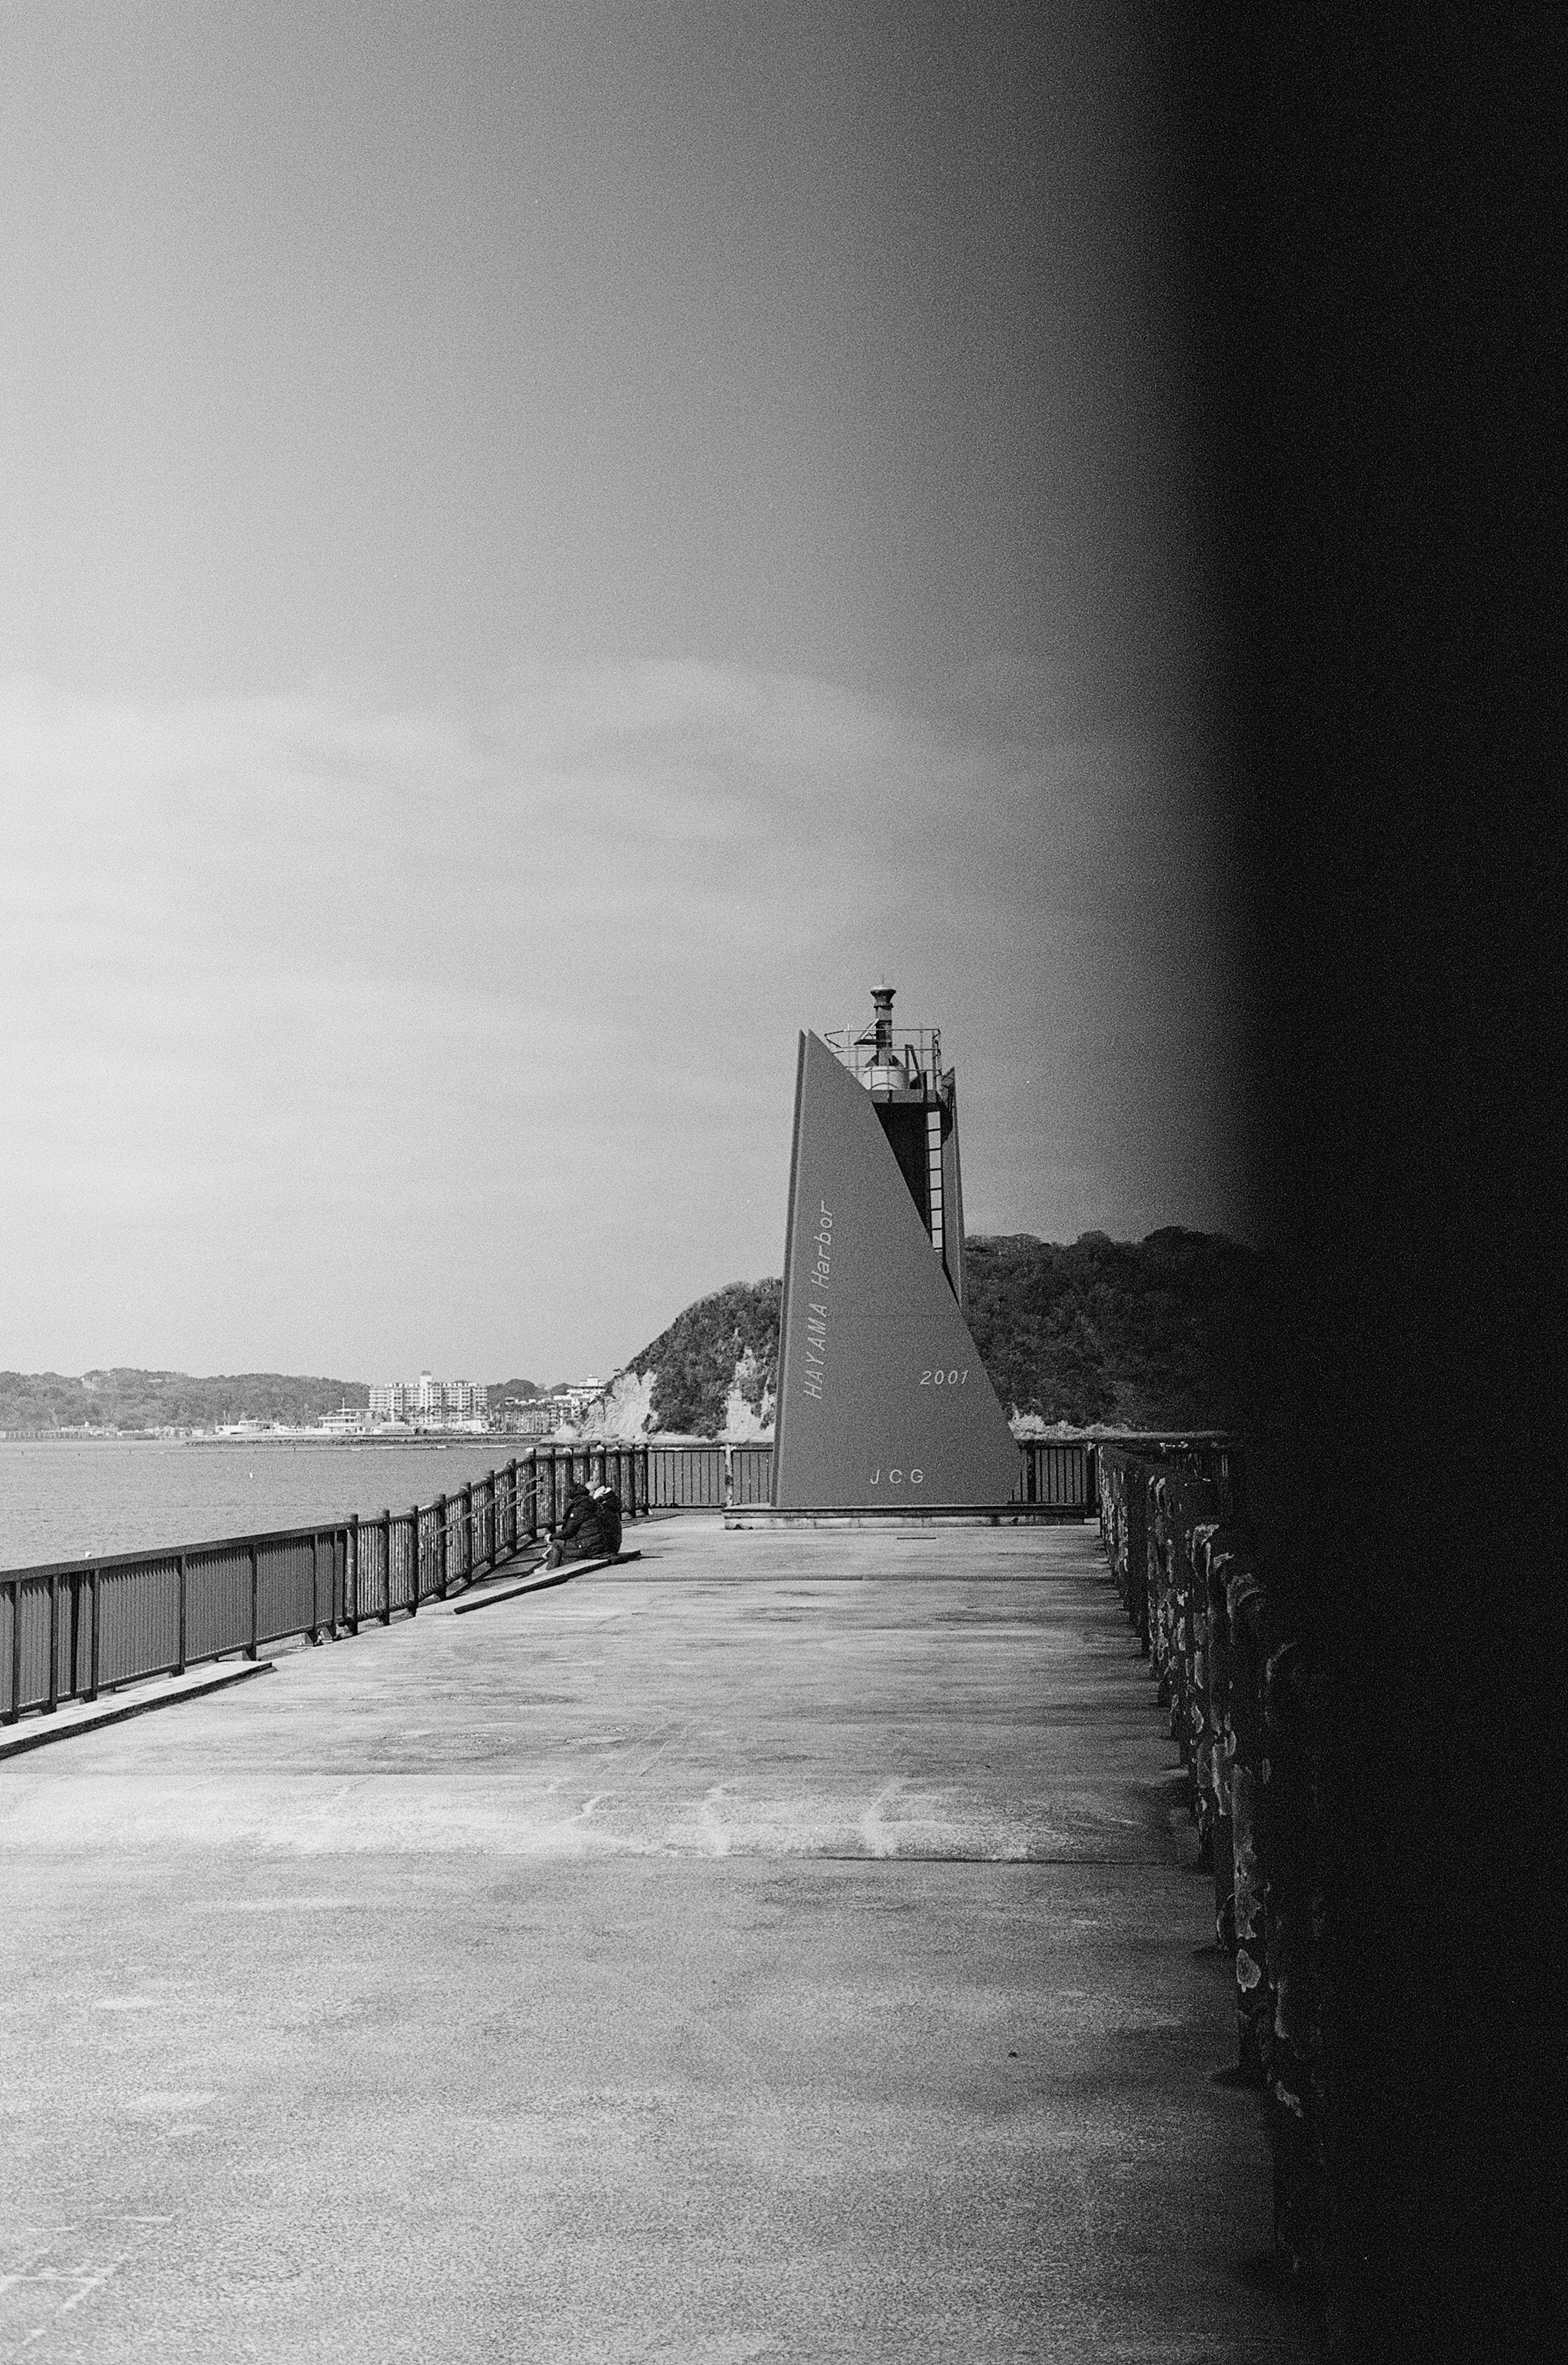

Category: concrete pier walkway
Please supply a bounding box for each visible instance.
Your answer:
[0,1522,1313,2363]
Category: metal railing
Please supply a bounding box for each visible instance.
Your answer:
[822,1022,943,1092]
[1017,1439,1089,1509]
[2,1445,650,1726]
[643,1439,1102,1514]
[646,1445,730,1509]
[4,1434,1238,1724]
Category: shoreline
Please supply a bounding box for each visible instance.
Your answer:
[0,1430,762,1449]
[1,1424,1190,1449]
[0,1431,530,1449]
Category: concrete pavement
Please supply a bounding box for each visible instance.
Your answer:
[0,1520,1314,2362]
[0,1661,275,1761]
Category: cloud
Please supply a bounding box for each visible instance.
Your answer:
[0,663,1246,1376]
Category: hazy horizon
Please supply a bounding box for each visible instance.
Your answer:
[2,6,1248,1381]
[7,1203,1253,1394]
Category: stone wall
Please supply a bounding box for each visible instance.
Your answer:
[1097,1445,1329,2304]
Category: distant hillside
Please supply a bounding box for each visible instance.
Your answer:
[4,1231,1258,1441]
[621,1280,782,1438]
[964,1229,1261,1429]
[0,1370,370,1434]
[598,1229,1260,1438]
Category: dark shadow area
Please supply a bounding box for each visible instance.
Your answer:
[450,1549,643,1615]
[1230,2248,1323,2340]
[1179,16,1557,2361]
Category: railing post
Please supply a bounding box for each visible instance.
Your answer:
[463,1482,475,1578]
[47,1569,60,1711]
[381,1509,392,1624]
[176,1553,187,1676]
[507,1459,518,1556]
[7,1579,21,1723]
[248,1541,259,1661]
[347,1514,361,1635]
[724,1445,734,1510]
[437,1494,449,1597]
[409,1508,421,1617]
[310,1533,321,1642]
[88,1568,100,1701]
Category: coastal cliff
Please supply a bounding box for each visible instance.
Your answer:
[575,1229,1260,1440]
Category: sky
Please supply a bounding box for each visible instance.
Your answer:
[0,2,1246,1384]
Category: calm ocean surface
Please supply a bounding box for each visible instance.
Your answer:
[0,1439,532,1571]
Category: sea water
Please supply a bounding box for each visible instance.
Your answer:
[0,1438,535,1572]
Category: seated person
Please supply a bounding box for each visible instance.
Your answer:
[594,1483,623,1557]
[541,1481,622,1568]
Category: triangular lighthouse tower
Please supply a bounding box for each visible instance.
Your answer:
[771,991,1018,1509]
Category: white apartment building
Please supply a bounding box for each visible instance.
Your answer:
[368,1372,489,1426]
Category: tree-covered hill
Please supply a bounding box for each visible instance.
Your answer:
[3,1231,1260,1440]
[624,1280,782,1437]
[964,1229,1261,1430]
[0,1370,369,1434]
[611,1230,1261,1437]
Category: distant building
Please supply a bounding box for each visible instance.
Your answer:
[317,1405,368,1434]
[507,1400,563,1438]
[496,1383,603,1439]
[368,1373,489,1429]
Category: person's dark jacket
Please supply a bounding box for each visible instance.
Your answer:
[556,1483,623,1561]
[594,1486,623,1556]
[558,1485,603,1557]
